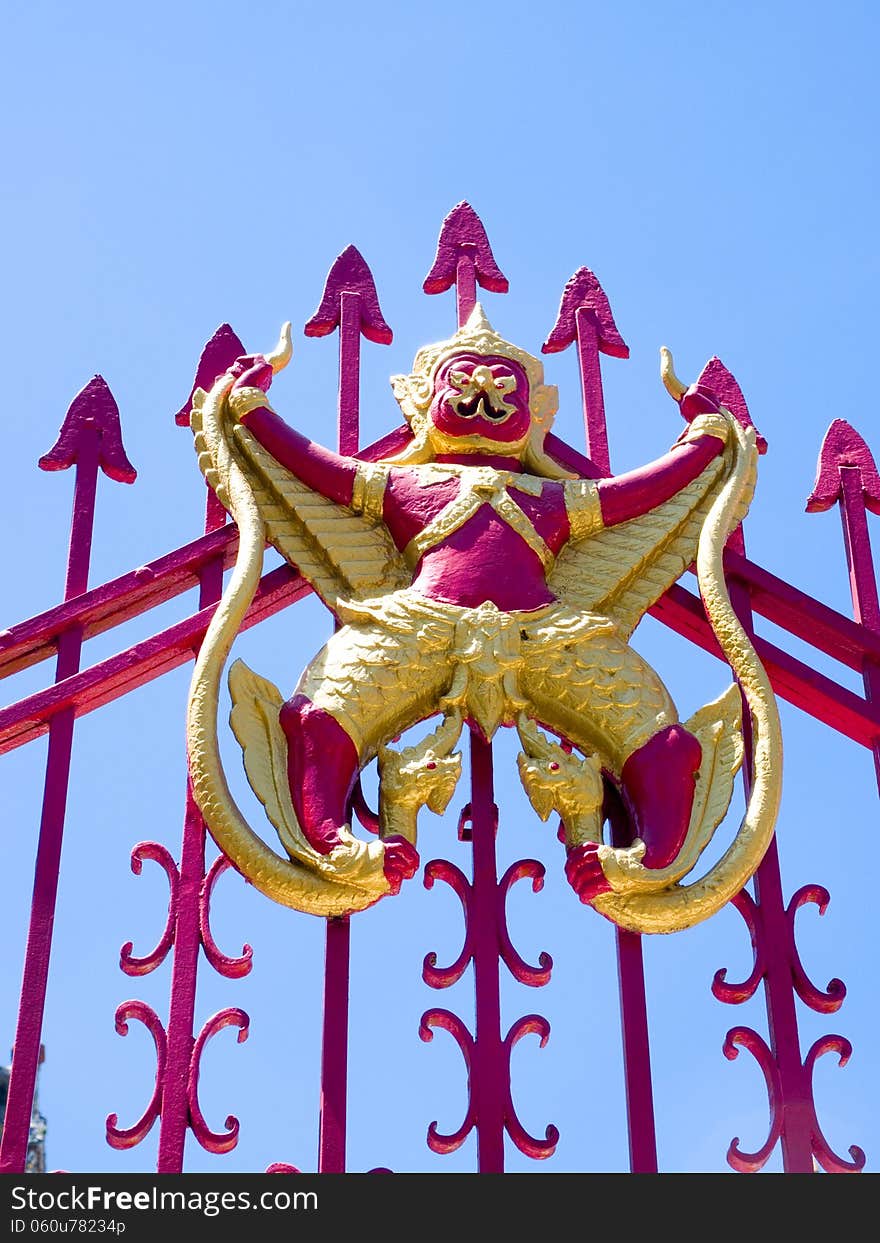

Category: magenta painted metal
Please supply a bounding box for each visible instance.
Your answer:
[305,244,393,458]
[542,265,658,1171]
[2,204,878,1174]
[107,326,254,1170]
[304,245,393,1172]
[706,364,862,1173]
[421,734,557,1169]
[808,419,880,794]
[317,916,350,1173]
[542,266,629,475]
[0,377,135,1174]
[417,215,556,1170]
[423,201,509,326]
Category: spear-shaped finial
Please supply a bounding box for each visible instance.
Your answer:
[806,419,880,515]
[1,372,135,1174]
[660,352,767,455]
[305,244,393,456]
[305,245,393,345]
[39,376,136,484]
[423,202,509,327]
[696,357,767,455]
[174,323,247,427]
[542,266,629,475]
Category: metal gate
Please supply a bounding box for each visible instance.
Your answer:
[0,204,871,1174]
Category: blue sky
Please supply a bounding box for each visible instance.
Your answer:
[1,0,878,1173]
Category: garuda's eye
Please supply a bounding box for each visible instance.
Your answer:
[449,370,470,390]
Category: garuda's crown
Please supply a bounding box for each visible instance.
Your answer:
[390,304,558,432]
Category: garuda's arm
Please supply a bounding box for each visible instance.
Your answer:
[229,357,358,506]
[596,384,730,528]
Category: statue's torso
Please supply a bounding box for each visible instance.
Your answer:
[383,464,570,612]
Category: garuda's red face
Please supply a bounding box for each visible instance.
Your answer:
[428,353,532,447]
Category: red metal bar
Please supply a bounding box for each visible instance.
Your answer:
[722,546,820,1172]
[574,307,610,476]
[837,466,880,791]
[468,731,506,1171]
[721,548,880,674]
[0,565,310,755]
[337,292,361,457]
[0,525,238,682]
[0,436,100,1173]
[156,502,225,1172]
[317,916,350,1172]
[455,250,477,326]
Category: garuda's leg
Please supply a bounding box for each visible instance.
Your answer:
[280,617,453,890]
[520,627,702,900]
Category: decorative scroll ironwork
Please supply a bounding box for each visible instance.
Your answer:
[105,1002,167,1150]
[421,780,556,1167]
[3,202,877,1177]
[188,1008,250,1154]
[119,842,179,977]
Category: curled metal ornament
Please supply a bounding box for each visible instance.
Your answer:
[497,860,553,986]
[423,855,552,989]
[119,842,179,977]
[786,885,846,1014]
[422,860,473,988]
[502,1016,559,1159]
[712,888,765,1004]
[419,1009,476,1153]
[106,1001,167,1149]
[199,855,253,979]
[187,1008,250,1154]
[722,1025,783,1172]
[804,1036,865,1173]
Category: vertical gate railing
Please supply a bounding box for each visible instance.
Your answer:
[0,203,871,1173]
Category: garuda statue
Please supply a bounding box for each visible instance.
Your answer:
[186,306,781,934]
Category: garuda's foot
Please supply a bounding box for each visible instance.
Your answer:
[565,842,612,905]
[382,835,421,895]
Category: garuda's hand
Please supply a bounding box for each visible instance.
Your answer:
[227,355,275,422]
[674,383,731,448]
[226,325,293,420]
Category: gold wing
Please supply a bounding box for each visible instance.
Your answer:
[185,370,408,917]
[548,435,757,637]
[191,388,409,611]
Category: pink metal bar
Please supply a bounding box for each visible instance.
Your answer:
[574,308,610,476]
[468,731,506,1171]
[0,564,311,755]
[337,293,362,457]
[728,559,819,1169]
[837,466,880,790]
[305,245,393,1171]
[317,916,350,1173]
[542,264,656,1169]
[455,250,477,327]
[156,514,226,1172]
[1,426,105,1172]
[605,793,658,1171]
[710,379,860,1172]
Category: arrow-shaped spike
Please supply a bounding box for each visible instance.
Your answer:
[541,267,629,358]
[39,376,136,484]
[806,419,880,514]
[422,202,509,295]
[304,245,392,345]
[174,323,247,426]
[696,357,767,455]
